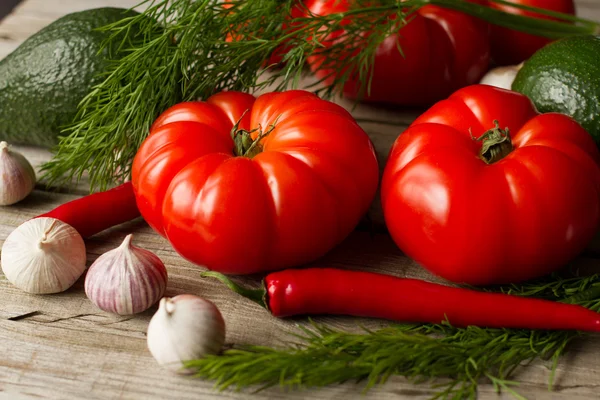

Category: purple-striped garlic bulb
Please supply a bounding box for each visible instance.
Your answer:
[0,141,36,205]
[84,234,168,315]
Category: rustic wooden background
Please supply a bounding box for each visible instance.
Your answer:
[1,1,600,399]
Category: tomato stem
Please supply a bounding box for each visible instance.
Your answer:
[230,109,250,142]
[473,120,513,164]
[201,271,267,307]
[231,115,280,158]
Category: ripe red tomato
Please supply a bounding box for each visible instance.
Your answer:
[223,1,304,65]
[303,1,491,106]
[132,91,379,275]
[381,85,600,285]
[486,0,576,65]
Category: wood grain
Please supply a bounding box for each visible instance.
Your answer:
[2,189,600,400]
[1,1,600,400]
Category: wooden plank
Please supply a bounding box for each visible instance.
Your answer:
[0,0,142,43]
[0,0,21,21]
[1,190,600,400]
[8,0,143,17]
[576,0,600,21]
[1,1,600,399]
[0,41,17,61]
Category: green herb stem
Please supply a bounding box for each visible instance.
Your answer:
[40,0,600,190]
[185,273,600,399]
[430,0,598,38]
[201,271,266,307]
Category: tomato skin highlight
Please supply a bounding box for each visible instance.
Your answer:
[381,85,600,286]
[132,91,379,275]
[486,0,576,66]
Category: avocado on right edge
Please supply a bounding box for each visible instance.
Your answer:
[512,35,600,147]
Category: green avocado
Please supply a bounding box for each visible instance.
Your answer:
[512,35,600,146]
[0,7,141,147]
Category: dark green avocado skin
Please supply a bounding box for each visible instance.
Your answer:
[0,7,139,147]
[512,35,600,146]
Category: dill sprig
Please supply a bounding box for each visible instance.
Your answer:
[185,273,600,399]
[39,0,600,190]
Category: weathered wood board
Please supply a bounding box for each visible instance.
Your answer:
[1,1,600,400]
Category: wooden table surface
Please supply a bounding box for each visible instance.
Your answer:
[2,1,600,399]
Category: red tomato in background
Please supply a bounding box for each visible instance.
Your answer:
[132,91,379,275]
[223,1,574,104]
[381,85,600,286]
[303,0,491,106]
[224,1,304,65]
[487,0,576,66]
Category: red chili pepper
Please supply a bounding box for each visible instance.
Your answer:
[36,182,140,238]
[204,268,600,332]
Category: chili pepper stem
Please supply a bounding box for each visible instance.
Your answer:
[201,271,267,307]
[472,120,513,164]
[206,268,600,332]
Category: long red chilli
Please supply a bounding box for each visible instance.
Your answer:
[204,268,600,332]
[36,182,140,238]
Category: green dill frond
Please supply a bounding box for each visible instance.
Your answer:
[183,273,600,399]
[40,0,600,190]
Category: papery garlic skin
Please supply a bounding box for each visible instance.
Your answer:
[147,294,226,374]
[479,63,523,91]
[85,234,168,315]
[1,217,86,294]
[0,141,36,205]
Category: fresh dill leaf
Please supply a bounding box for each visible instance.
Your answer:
[468,270,600,301]
[40,0,600,190]
[184,273,600,399]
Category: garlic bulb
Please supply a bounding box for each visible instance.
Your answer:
[479,63,523,90]
[0,141,36,205]
[85,234,168,315]
[147,294,226,374]
[1,217,86,294]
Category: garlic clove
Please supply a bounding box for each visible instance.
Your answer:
[0,141,36,206]
[1,217,86,294]
[479,63,523,90]
[84,234,168,315]
[147,294,226,374]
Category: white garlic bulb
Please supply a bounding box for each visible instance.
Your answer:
[147,294,226,374]
[0,141,36,205]
[479,63,523,90]
[1,217,86,294]
[85,234,168,315]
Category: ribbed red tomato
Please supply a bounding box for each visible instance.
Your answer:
[132,90,379,275]
[487,0,576,65]
[304,0,490,106]
[301,0,576,105]
[381,85,600,285]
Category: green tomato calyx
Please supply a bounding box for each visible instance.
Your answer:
[231,110,280,158]
[473,120,513,164]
